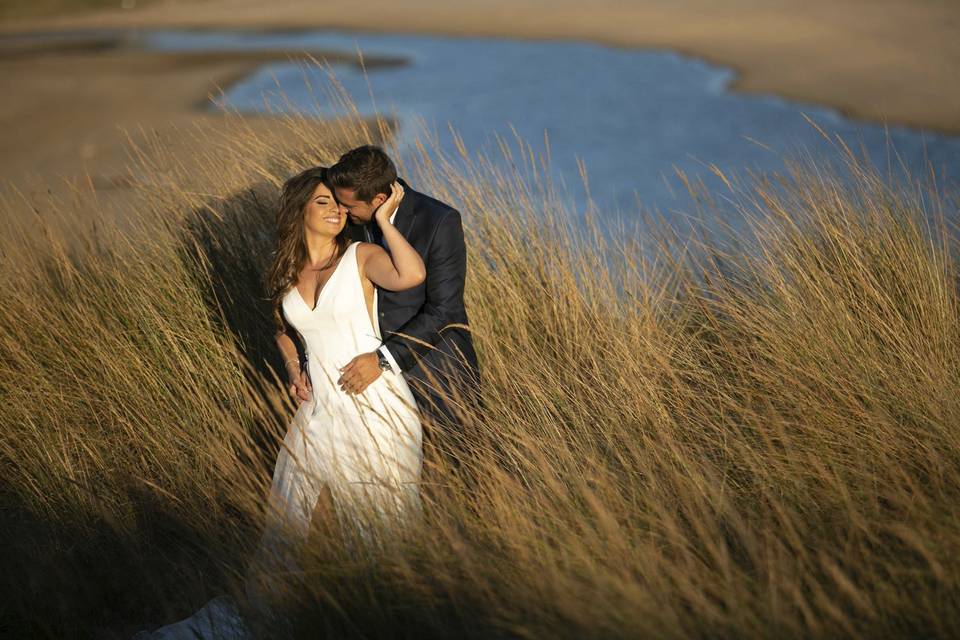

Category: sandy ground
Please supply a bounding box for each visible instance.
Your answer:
[0,37,399,219]
[1,0,958,199]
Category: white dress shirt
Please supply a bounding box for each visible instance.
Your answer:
[377,210,402,374]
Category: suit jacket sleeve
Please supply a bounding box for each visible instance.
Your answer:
[382,210,467,372]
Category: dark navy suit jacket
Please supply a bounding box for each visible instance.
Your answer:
[347,179,479,404]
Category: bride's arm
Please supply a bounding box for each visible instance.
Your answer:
[275,329,311,402]
[360,182,426,290]
[337,183,423,396]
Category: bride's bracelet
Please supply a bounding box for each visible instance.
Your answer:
[284,357,300,371]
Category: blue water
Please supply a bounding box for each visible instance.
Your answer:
[145,30,960,222]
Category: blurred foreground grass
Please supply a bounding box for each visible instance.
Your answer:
[1,89,959,638]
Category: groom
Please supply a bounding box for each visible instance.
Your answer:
[329,145,480,434]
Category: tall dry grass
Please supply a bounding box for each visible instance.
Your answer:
[1,95,958,638]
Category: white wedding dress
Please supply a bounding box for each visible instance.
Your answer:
[137,241,422,639]
[265,240,422,538]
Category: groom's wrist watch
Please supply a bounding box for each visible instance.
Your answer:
[377,350,393,373]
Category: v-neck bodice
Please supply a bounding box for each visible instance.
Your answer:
[282,242,382,403]
[294,245,352,311]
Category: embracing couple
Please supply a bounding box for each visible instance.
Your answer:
[137,146,478,639]
[262,144,479,542]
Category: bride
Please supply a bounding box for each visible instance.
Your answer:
[138,167,425,639]
[262,166,425,543]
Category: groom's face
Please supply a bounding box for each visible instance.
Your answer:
[334,186,387,224]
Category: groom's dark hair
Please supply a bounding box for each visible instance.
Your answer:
[328,145,398,203]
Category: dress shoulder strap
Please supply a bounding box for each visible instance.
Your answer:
[345,240,364,282]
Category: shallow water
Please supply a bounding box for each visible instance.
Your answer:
[145,30,960,224]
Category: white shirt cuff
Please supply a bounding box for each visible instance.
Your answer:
[378,344,401,374]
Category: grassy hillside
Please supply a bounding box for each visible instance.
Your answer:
[1,100,958,637]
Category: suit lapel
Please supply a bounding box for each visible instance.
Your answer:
[394,178,419,240]
[363,179,420,250]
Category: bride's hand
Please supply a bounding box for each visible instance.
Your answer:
[288,369,312,403]
[374,182,404,226]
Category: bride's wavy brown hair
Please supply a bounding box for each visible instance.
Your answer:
[268,166,349,333]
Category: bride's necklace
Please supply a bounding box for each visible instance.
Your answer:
[306,247,339,275]
[302,246,340,297]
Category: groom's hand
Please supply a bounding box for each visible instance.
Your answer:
[338,352,382,395]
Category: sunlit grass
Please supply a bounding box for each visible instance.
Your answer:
[1,85,958,638]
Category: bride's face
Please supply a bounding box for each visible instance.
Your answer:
[303,183,346,236]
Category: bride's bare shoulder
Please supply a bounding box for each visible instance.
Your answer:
[353,241,386,260]
[353,242,388,276]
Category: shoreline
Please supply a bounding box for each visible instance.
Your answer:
[2,0,958,135]
[2,0,958,201]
